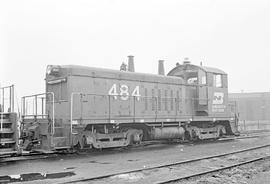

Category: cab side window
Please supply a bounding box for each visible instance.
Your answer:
[207,73,213,86]
[214,74,222,88]
[223,75,228,88]
[201,72,206,85]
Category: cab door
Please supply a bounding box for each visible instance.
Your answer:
[208,73,228,117]
[198,70,208,105]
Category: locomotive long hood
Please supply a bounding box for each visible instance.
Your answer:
[47,65,185,85]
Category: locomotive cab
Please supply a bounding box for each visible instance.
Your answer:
[168,60,229,118]
[167,60,237,138]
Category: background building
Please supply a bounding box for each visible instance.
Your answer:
[229,92,270,131]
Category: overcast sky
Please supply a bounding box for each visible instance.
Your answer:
[1,0,270,98]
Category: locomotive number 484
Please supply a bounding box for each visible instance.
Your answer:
[108,84,141,100]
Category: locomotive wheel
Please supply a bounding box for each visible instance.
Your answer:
[73,142,81,151]
[81,135,92,149]
[125,129,143,145]
[191,129,199,141]
[219,129,224,138]
[184,130,191,141]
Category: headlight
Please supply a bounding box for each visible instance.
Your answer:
[46,65,53,75]
[46,65,60,76]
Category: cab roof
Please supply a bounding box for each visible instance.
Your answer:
[167,63,227,76]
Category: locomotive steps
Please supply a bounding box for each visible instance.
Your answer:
[0,112,17,156]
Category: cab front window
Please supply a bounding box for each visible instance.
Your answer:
[187,77,198,84]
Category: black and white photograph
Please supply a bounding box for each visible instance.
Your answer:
[0,0,270,183]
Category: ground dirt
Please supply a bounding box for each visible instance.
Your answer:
[175,158,270,184]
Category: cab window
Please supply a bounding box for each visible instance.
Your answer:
[201,73,206,85]
[187,77,198,84]
[214,74,222,88]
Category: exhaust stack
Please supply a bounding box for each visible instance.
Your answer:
[158,60,165,75]
[128,55,135,72]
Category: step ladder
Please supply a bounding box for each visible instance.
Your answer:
[21,92,71,152]
[0,85,17,155]
[51,123,70,150]
[21,117,71,152]
[0,112,17,155]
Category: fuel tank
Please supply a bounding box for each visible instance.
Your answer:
[150,127,185,140]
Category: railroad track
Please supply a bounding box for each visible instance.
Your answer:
[158,155,269,184]
[62,143,270,184]
[0,132,268,164]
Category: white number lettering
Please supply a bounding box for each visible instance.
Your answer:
[108,84,118,99]
[120,85,129,100]
[131,86,141,100]
[108,84,141,101]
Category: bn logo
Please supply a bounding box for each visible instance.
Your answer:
[213,92,224,105]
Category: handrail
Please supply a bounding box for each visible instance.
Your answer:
[70,92,83,135]
[69,93,198,140]
[21,92,55,135]
[48,92,55,135]
[0,113,2,131]
[0,86,3,131]
[69,92,229,135]
[0,84,14,131]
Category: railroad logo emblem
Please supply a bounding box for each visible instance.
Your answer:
[213,92,224,105]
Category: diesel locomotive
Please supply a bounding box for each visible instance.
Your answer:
[18,57,238,152]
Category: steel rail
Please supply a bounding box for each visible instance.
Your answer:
[61,143,270,184]
[158,155,270,184]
